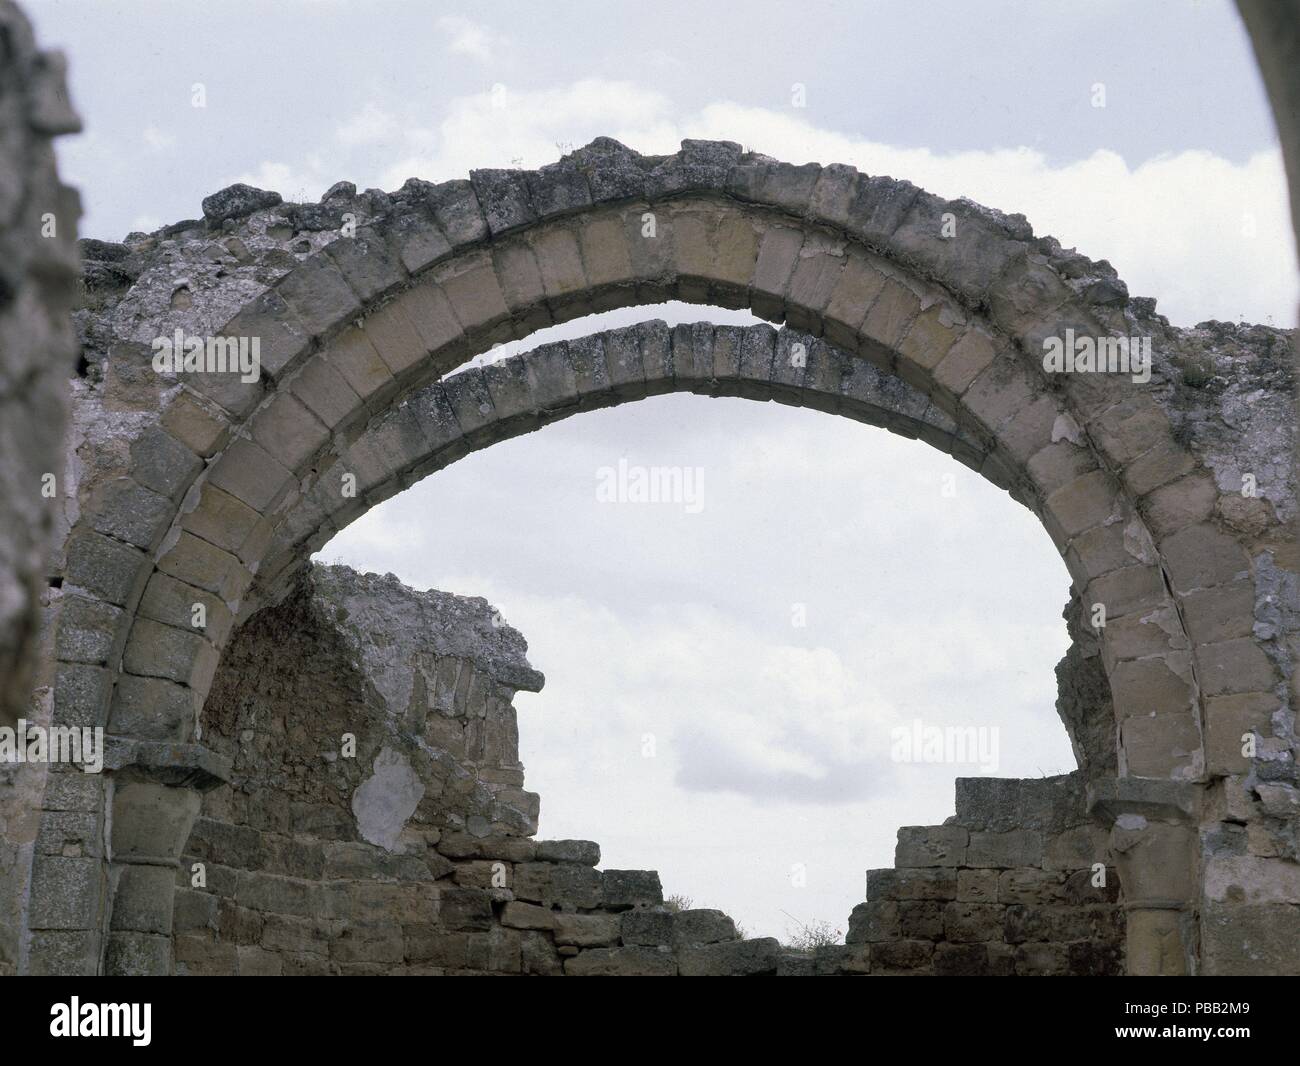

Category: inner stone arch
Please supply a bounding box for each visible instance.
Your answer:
[247,317,1117,780]
[170,312,1118,975]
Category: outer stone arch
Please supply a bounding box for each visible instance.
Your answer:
[38,138,1288,976]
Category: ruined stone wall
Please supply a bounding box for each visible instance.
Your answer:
[0,0,83,977]
[846,776,1124,975]
[0,0,81,727]
[6,127,1295,972]
[175,564,780,975]
[170,562,1133,976]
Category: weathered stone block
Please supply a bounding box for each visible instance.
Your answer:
[27,930,101,976]
[898,899,944,939]
[1047,469,1119,537]
[865,867,957,901]
[997,869,1064,906]
[967,830,1045,869]
[933,942,990,976]
[435,250,511,337]
[1205,692,1277,774]
[104,931,171,976]
[957,868,999,903]
[564,945,677,976]
[251,390,330,472]
[109,862,176,934]
[1161,523,1250,595]
[435,832,535,863]
[846,900,899,943]
[1143,471,1217,537]
[109,674,194,740]
[1014,941,1069,976]
[750,226,804,319]
[932,327,998,396]
[377,206,452,275]
[172,887,218,933]
[323,228,407,303]
[601,868,662,910]
[529,226,588,304]
[1120,710,1202,778]
[63,531,147,606]
[53,594,124,665]
[553,912,620,947]
[620,908,674,946]
[548,863,603,909]
[535,839,600,866]
[678,937,779,976]
[400,281,466,359]
[895,825,969,867]
[823,253,886,348]
[1181,582,1256,644]
[87,480,172,551]
[1085,564,1167,621]
[121,617,213,687]
[331,922,404,965]
[207,438,292,512]
[275,254,363,337]
[1198,638,1276,697]
[672,908,737,947]
[870,938,933,972]
[943,901,1005,943]
[28,854,102,930]
[439,886,494,931]
[52,662,111,729]
[500,900,554,930]
[324,325,393,400]
[1108,655,1196,721]
[208,290,311,389]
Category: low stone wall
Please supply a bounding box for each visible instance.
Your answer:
[173,563,772,975]
[846,775,1125,975]
[167,563,1132,976]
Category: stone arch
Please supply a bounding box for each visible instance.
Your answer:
[36,139,1288,975]
[243,318,1115,773]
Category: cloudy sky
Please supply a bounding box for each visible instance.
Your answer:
[31,0,1296,938]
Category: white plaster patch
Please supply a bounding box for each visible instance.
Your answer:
[351,745,425,851]
[1050,412,1083,445]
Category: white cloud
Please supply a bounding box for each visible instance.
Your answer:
[321,395,1080,935]
[141,125,175,152]
[342,80,1296,326]
[376,79,673,188]
[224,160,331,204]
[336,103,402,148]
[436,15,495,64]
[231,75,1296,324]
[674,103,1298,327]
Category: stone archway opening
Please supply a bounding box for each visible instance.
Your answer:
[308,358,1088,946]
[27,138,1291,977]
[173,309,1123,975]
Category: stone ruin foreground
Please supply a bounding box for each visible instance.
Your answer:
[1,0,1297,976]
